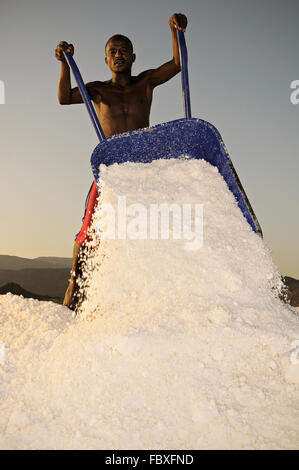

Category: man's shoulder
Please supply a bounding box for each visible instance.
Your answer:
[85,80,108,90]
[136,69,155,81]
[84,81,110,102]
[85,80,113,100]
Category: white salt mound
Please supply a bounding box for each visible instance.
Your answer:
[0,158,298,450]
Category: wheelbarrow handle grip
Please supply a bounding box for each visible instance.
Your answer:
[63,51,105,142]
[177,30,192,119]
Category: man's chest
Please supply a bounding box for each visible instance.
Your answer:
[94,80,152,108]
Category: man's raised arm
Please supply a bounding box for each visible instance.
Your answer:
[148,13,188,88]
[55,41,85,105]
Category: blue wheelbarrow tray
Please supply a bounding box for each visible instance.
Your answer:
[91,117,262,236]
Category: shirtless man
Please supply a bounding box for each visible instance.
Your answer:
[55,13,188,310]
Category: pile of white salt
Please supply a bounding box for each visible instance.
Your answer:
[0,158,298,449]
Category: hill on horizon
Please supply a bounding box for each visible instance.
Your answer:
[0,268,70,298]
[0,254,72,271]
[283,276,299,307]
[0,282,63,303]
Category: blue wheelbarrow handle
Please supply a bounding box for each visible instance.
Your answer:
[63,51,105,142]
[63,30,191,140]
[177,30,192,119]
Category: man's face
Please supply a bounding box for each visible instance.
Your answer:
[105,39,135,73]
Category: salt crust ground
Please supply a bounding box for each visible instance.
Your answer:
[0,159,298,450]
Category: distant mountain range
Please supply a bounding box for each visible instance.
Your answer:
[0,255,72,270]
[0,255,72,303]
[0,255,298,307]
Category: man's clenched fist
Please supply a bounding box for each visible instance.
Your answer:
[169,13,188,32]
[55,41,74,62]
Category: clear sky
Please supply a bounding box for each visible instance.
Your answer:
[0,0,298,278]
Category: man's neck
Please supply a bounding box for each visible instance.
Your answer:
[111,71,132,87]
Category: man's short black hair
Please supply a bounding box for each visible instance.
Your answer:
[105,35,133,53]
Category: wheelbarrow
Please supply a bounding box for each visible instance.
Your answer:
[64,30,262,237]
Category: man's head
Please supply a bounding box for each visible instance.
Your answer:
[105,35,135,73]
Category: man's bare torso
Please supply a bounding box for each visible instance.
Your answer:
[87,71,153,138]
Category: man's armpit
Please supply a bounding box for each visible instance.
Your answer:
[86,81,102,103]
[136,69,156,86]
[69,87,84,104]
